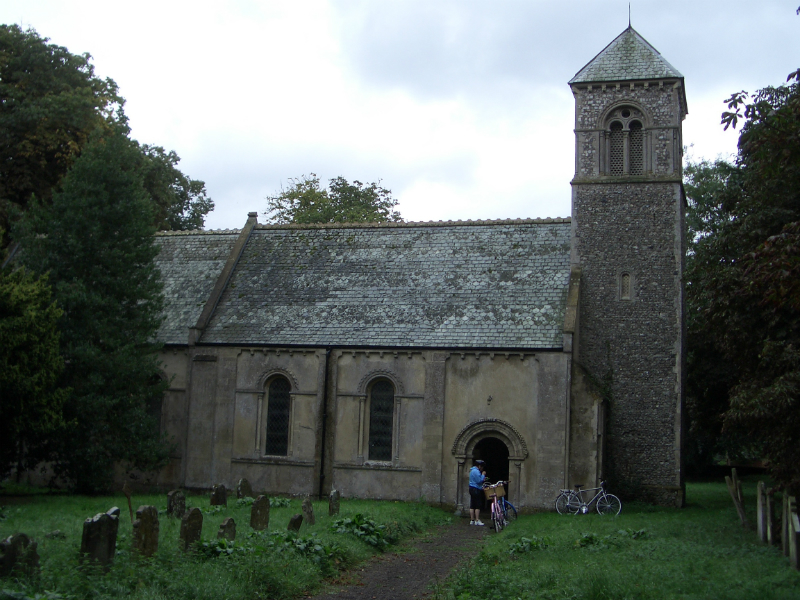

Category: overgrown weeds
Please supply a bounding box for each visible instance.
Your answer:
[0,494,450,600]
[438,480,800,600]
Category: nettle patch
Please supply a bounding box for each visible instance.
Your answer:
[574,528,650,550]
[330,513,388,549]
[196,530,344,575]
[508,535,549,556]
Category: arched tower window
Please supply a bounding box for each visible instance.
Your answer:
[629,121,643,175]
[368,379,394,461]
[265,376,291,456]
[604,107,646,176]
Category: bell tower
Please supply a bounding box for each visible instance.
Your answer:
[569,26,687,506]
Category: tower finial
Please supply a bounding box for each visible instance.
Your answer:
[628,3,631,28]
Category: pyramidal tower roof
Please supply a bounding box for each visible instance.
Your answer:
[569,26,683,84]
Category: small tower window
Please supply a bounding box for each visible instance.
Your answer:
[620,273,632,301]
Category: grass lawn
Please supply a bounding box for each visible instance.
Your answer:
[437,480,800,600]
[1,480,798,600]
[0,491,451,600]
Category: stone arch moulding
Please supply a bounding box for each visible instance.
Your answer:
[598,100,651,129]
[356,370,405,396]
[451,418,529,461]
[257,368,299,391]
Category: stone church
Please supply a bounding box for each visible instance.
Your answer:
[151,26,687,509]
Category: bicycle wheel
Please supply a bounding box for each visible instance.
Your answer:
[596,493,622,516]
[493,508,503,533]
[555,492,578,514]
[503,500,517,522]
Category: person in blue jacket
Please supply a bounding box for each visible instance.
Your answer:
[469,460,487,525]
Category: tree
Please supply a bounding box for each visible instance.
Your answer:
[0,25,213,235]
[0,25,122,237]
[685,69,800,489]
[139,144,214,231]
[0,264,68,480]
[265,174,402,224]
[16,126,170,492]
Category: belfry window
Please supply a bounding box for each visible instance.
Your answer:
[604,107,646,176]
[368,380,394,461]
[265,376,291,456]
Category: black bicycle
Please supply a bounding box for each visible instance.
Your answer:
[554,480,621,516]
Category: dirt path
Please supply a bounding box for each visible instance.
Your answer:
[309,520,488,600]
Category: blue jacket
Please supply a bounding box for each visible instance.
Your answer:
[469,465,485,489]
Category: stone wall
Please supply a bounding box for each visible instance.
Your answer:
[572,181,684,505]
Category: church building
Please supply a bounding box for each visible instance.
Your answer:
[151,26,687,509]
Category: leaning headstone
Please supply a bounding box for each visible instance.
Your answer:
[767,492,776,546]
[301,497,316,526]
[122,482,134,523]
[80,507,119,568]
[791,507,799,571]
[0,533,39,577]
[180,507,203,551]
[132,505,159,557]
[167,490,186,518]
[210,484,227,506]
[328,489,340,516]
[250,495,270,531]
[756,481,768,543]
[236,478,253,499]
[217,517,236,541]
[287,513,303,532]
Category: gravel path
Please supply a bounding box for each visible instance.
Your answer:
[309,520,489,600]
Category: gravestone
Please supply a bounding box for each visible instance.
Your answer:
[210,484,227,506]
[250,495,270,531]
[329,489,340,516]
[132,505,159,557]
[167,490,186,518]
[767,492,776,546]
[756,481,767,543]
[217,517,236,541]
[80,507,120,568]
[301,497,315,526]
[180,507,203,551]
[792,510,799,571]
[0,533,39,577]
[237,478,253,499]
[287,514,303,532]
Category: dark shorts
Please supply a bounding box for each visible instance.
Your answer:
[469,486,483,510]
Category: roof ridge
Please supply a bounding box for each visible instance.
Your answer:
[255,217,571,230]
[156,228,242,236]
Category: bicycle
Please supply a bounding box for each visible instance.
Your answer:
[555,481,622,516]
[495,481,517,523]
[482,481,506,532]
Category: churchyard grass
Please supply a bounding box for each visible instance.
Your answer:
[436,480,800,600]
[0,492,451,600]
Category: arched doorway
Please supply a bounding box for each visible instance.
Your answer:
[472,437,509,484]
[451,419,529,513]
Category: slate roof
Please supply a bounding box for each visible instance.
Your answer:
[569,26,683,84]
[154,229,240,344]
[199,219,572,349]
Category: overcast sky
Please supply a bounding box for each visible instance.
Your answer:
[2,1,799,229]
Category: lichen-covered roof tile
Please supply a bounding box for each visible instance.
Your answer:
[199,220,571,349]
[569,26,682,84]
[154,229,240,344]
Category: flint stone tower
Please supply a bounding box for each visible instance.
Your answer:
[569,26,686,506]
